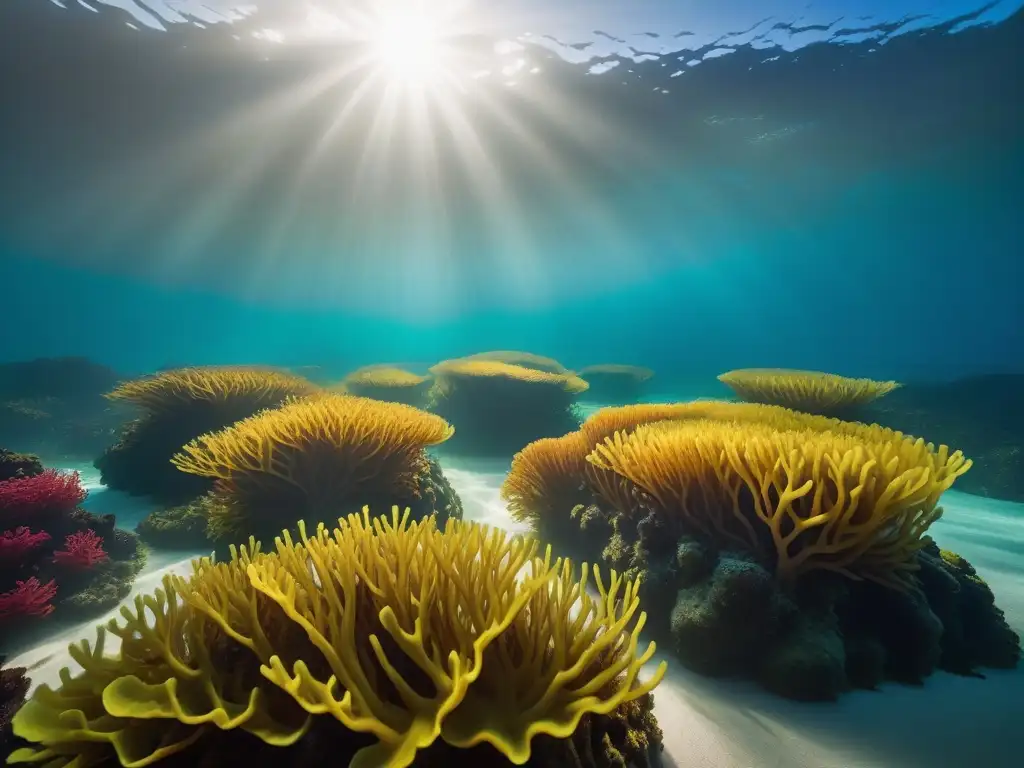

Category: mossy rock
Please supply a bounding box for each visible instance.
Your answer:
[95,414,216,504]
[136,497,218,551]
[758,613,848,701]
[917,541,1021,672]
[0,449,42,482]
[670,554,793,676]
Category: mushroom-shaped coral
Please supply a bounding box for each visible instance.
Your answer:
[428,359,588,457]
[578,365,655,404]
[95,367,321,503]
[717,368,901,415]
[340,366,431,407]
[456,350,570,374]
[171,393,458,544]
[587,419,970,590]
[8,508,666,768]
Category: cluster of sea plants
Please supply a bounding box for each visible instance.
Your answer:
[0,450,145,653]
[501,374,1020,700]
[0,357,1018,767]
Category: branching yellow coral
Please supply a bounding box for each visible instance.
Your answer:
[430,360,589,394]
[587,419,971,589]
[508,401,930,550]
[106,366,320,413]
[717,368,901,413]
[170,394,454,535]
[455,351,569,374]
[9,509,666,768]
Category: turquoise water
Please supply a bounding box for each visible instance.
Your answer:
[1,2,1023,767]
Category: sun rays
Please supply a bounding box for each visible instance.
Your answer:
[35,0,659,314]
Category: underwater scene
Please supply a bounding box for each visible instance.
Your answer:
[1,0,1023,766]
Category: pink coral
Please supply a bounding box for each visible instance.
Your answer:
[0,528,51,563]
[52,530,108,569]
[0,578,57,619]
[0,470,86,518]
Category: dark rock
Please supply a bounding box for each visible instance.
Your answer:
[0,657,29,761]
[917,541,1021,671]
[758,613,848,701]
[670,554,793,676]
[845,580,943,684]
[95,413,217,504]
[674,537,713,586]
[843,632,887,689]
[0,449,42,482]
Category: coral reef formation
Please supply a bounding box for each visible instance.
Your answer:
[860,374,1024,502]
[95,367,320,504]
[502,400,1019,700]
[167,394,460,547]
[0,358,125,461]
[428,358,588,457]
[717,368,901,415]
[340,366,432,407]
[7,508,666,767]
[0,457,145,653]
[587,419,968,589]
[578,365,655,404]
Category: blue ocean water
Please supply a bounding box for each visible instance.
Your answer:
[1,0,1021,388]
[1,2,1024,767]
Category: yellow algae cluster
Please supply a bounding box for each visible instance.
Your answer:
[502,400,970,590]
[430,359,589,395]
[343,366,429,389]
[456,350,570,374]
[717,368,901,413]
[107,366,320,413]
[338,366,433,407]
[8,508,666,768]
[170,393,453,538]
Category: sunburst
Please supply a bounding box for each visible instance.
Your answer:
[42,0,658,314]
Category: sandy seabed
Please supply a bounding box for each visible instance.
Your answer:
[9,464,1023,768]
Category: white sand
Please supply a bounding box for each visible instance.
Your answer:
[9,468,1023,767]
